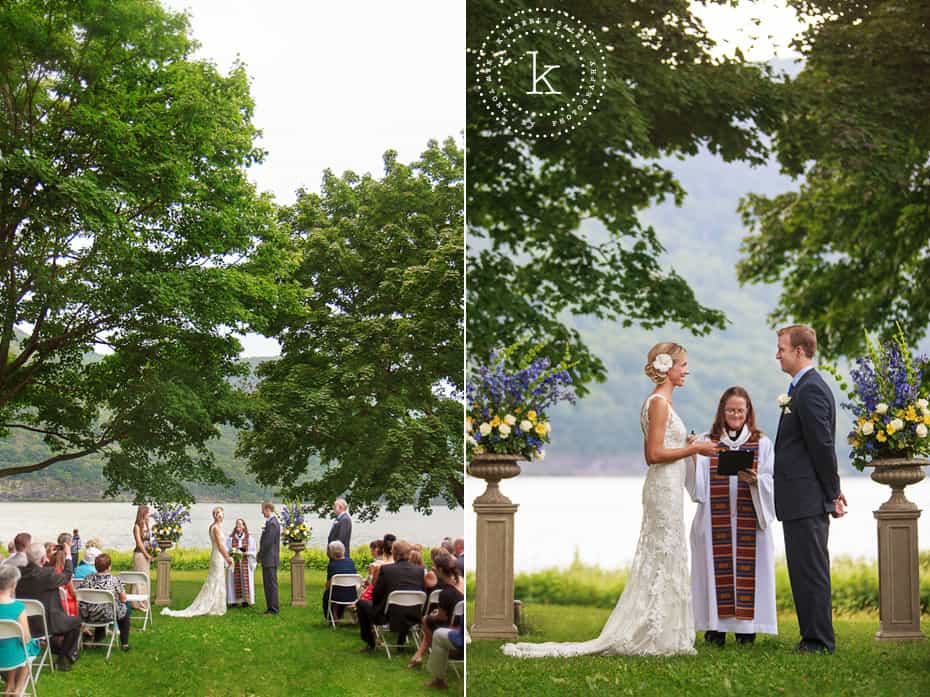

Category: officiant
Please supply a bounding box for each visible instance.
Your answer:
[226,518,258,607]
[686,386,777,646]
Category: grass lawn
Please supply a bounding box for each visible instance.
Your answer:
[30,569,463,697]
[466,602,930,697]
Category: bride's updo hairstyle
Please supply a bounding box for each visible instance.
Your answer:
[644,342,687,385]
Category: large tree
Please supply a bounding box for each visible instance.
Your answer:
[737,0,930,358]
[238,139,464,521]
[467,0,785,392]
[0,0,284,502]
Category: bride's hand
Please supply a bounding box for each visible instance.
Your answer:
[692,440,719,457]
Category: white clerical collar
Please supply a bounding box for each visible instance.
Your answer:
[720,424,750,449]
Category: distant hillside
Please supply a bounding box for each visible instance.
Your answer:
[513,149,930,477]
[0,355,294,502]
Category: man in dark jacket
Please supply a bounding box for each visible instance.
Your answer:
[356,539,425,651]
[327,498,352,557]
[17,543,81,671]
[257,501,281,615]
[774,325,846,654]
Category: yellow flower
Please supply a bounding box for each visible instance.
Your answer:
[886,423,896,435]
[876,430,887,443]
[490,415,501,428]
[534,422,547,436]
[527,410,537,422]
[924,414,930,426]
[514,407,523,415]
[906,406,918,422]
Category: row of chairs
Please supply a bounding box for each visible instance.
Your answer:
[0,571,153,696]
[325,575,463,676]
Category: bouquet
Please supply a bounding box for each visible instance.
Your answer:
[230,547,244,563]
[144,532,159,558]
[151,503,192,543]
[466,341,576,462]
[279,500,312,545]
[824,328,930,470]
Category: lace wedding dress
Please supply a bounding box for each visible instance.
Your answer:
[161,524,227,618]
[502,393,696,657]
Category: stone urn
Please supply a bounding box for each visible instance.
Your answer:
[469,452,524,640]
[288,541,307,607]
[864,457,927,641]
[155,540,174,606]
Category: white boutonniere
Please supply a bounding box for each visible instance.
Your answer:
[777,393,792,415]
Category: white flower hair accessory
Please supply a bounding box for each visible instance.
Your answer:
[652,353,674,373]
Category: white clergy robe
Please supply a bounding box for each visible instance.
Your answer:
[686,426,778,635]
[226,533,258,605]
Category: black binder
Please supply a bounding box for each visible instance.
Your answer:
[717,449,754,476]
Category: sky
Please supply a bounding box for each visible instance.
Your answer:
[692,0,805,61]
[160,0,465,356]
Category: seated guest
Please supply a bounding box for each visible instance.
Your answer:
[356,540,425,653]
[17,543,81,671]
[423,549,440,592]
[425,624,463,690]
[408,552,464,669]
[50,535,78,618]
[1,534,30,568]
[361,535,395,603]
[358,539,384,603]
[440,537,454,555]
[322,541,358,621]
[453,538,464,577]
[74,546,101,581]
[0,565,40,696]
[79,553,131,652]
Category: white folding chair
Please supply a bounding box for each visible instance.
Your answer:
[118,571,152,631]
[427,588,442,612]
[449,600,465,679]
[373,590,426,659]
[19,600,53,681]
[75,588,119,660]
[327,574,362,628]
[0,619,38,697]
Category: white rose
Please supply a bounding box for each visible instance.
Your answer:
[860,421,874,436]
[777,394,790,407]
[923,407,930,417]
[542,421,552,434]
[504,414,517,426]
[467,436,477,446]
[479,422,492,436]
[535,449,545,461]
[916,424,928,438]
[876,403,889,415]
[520,419,533,432]
[917,398,929,409]
[652,353,674,373]
[890,418,904,432]
[498,423,511,438]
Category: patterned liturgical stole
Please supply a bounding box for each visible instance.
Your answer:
[231,532,250,600]
[709,438,759,620]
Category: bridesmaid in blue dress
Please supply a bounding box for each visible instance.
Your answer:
[0,565,40,697]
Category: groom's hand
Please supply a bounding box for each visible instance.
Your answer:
[832,493,847,518]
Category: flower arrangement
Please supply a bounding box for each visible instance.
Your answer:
[279,500,312,545]
[230,547,244,563]
[824,328,930,470]
[151,503,192,543]
[466,341,576,462]
[144,531,159,557]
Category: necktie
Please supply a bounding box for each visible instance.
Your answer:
[788,382,795,396]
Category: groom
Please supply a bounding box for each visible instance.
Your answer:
[257,501,280,615]
[774,325,846,653]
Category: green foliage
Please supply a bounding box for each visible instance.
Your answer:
[467,0,787,393]
[467,605,929,697]
[0,0,288,503]
[467,554,930,616]
[737,0,930,359]
[239,139,464,520]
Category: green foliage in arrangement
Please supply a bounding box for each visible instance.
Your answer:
[239,139,465,520]
[467,553,930,616]
[466,604,930,697]
[34,568,462,697]
[737,0,930,359]
[0,0,289,503]
[467,0,787,394]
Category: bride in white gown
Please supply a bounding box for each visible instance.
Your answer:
[503,342,718,657]
[161,506,233,618]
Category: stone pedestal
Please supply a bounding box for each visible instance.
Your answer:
[289,543,307,607]
[469,453,522,640]
[155,541,173,606]
[868,458,927,641]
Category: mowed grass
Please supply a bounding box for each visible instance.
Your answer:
[466,602,930,697]
[31,569,463,697]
